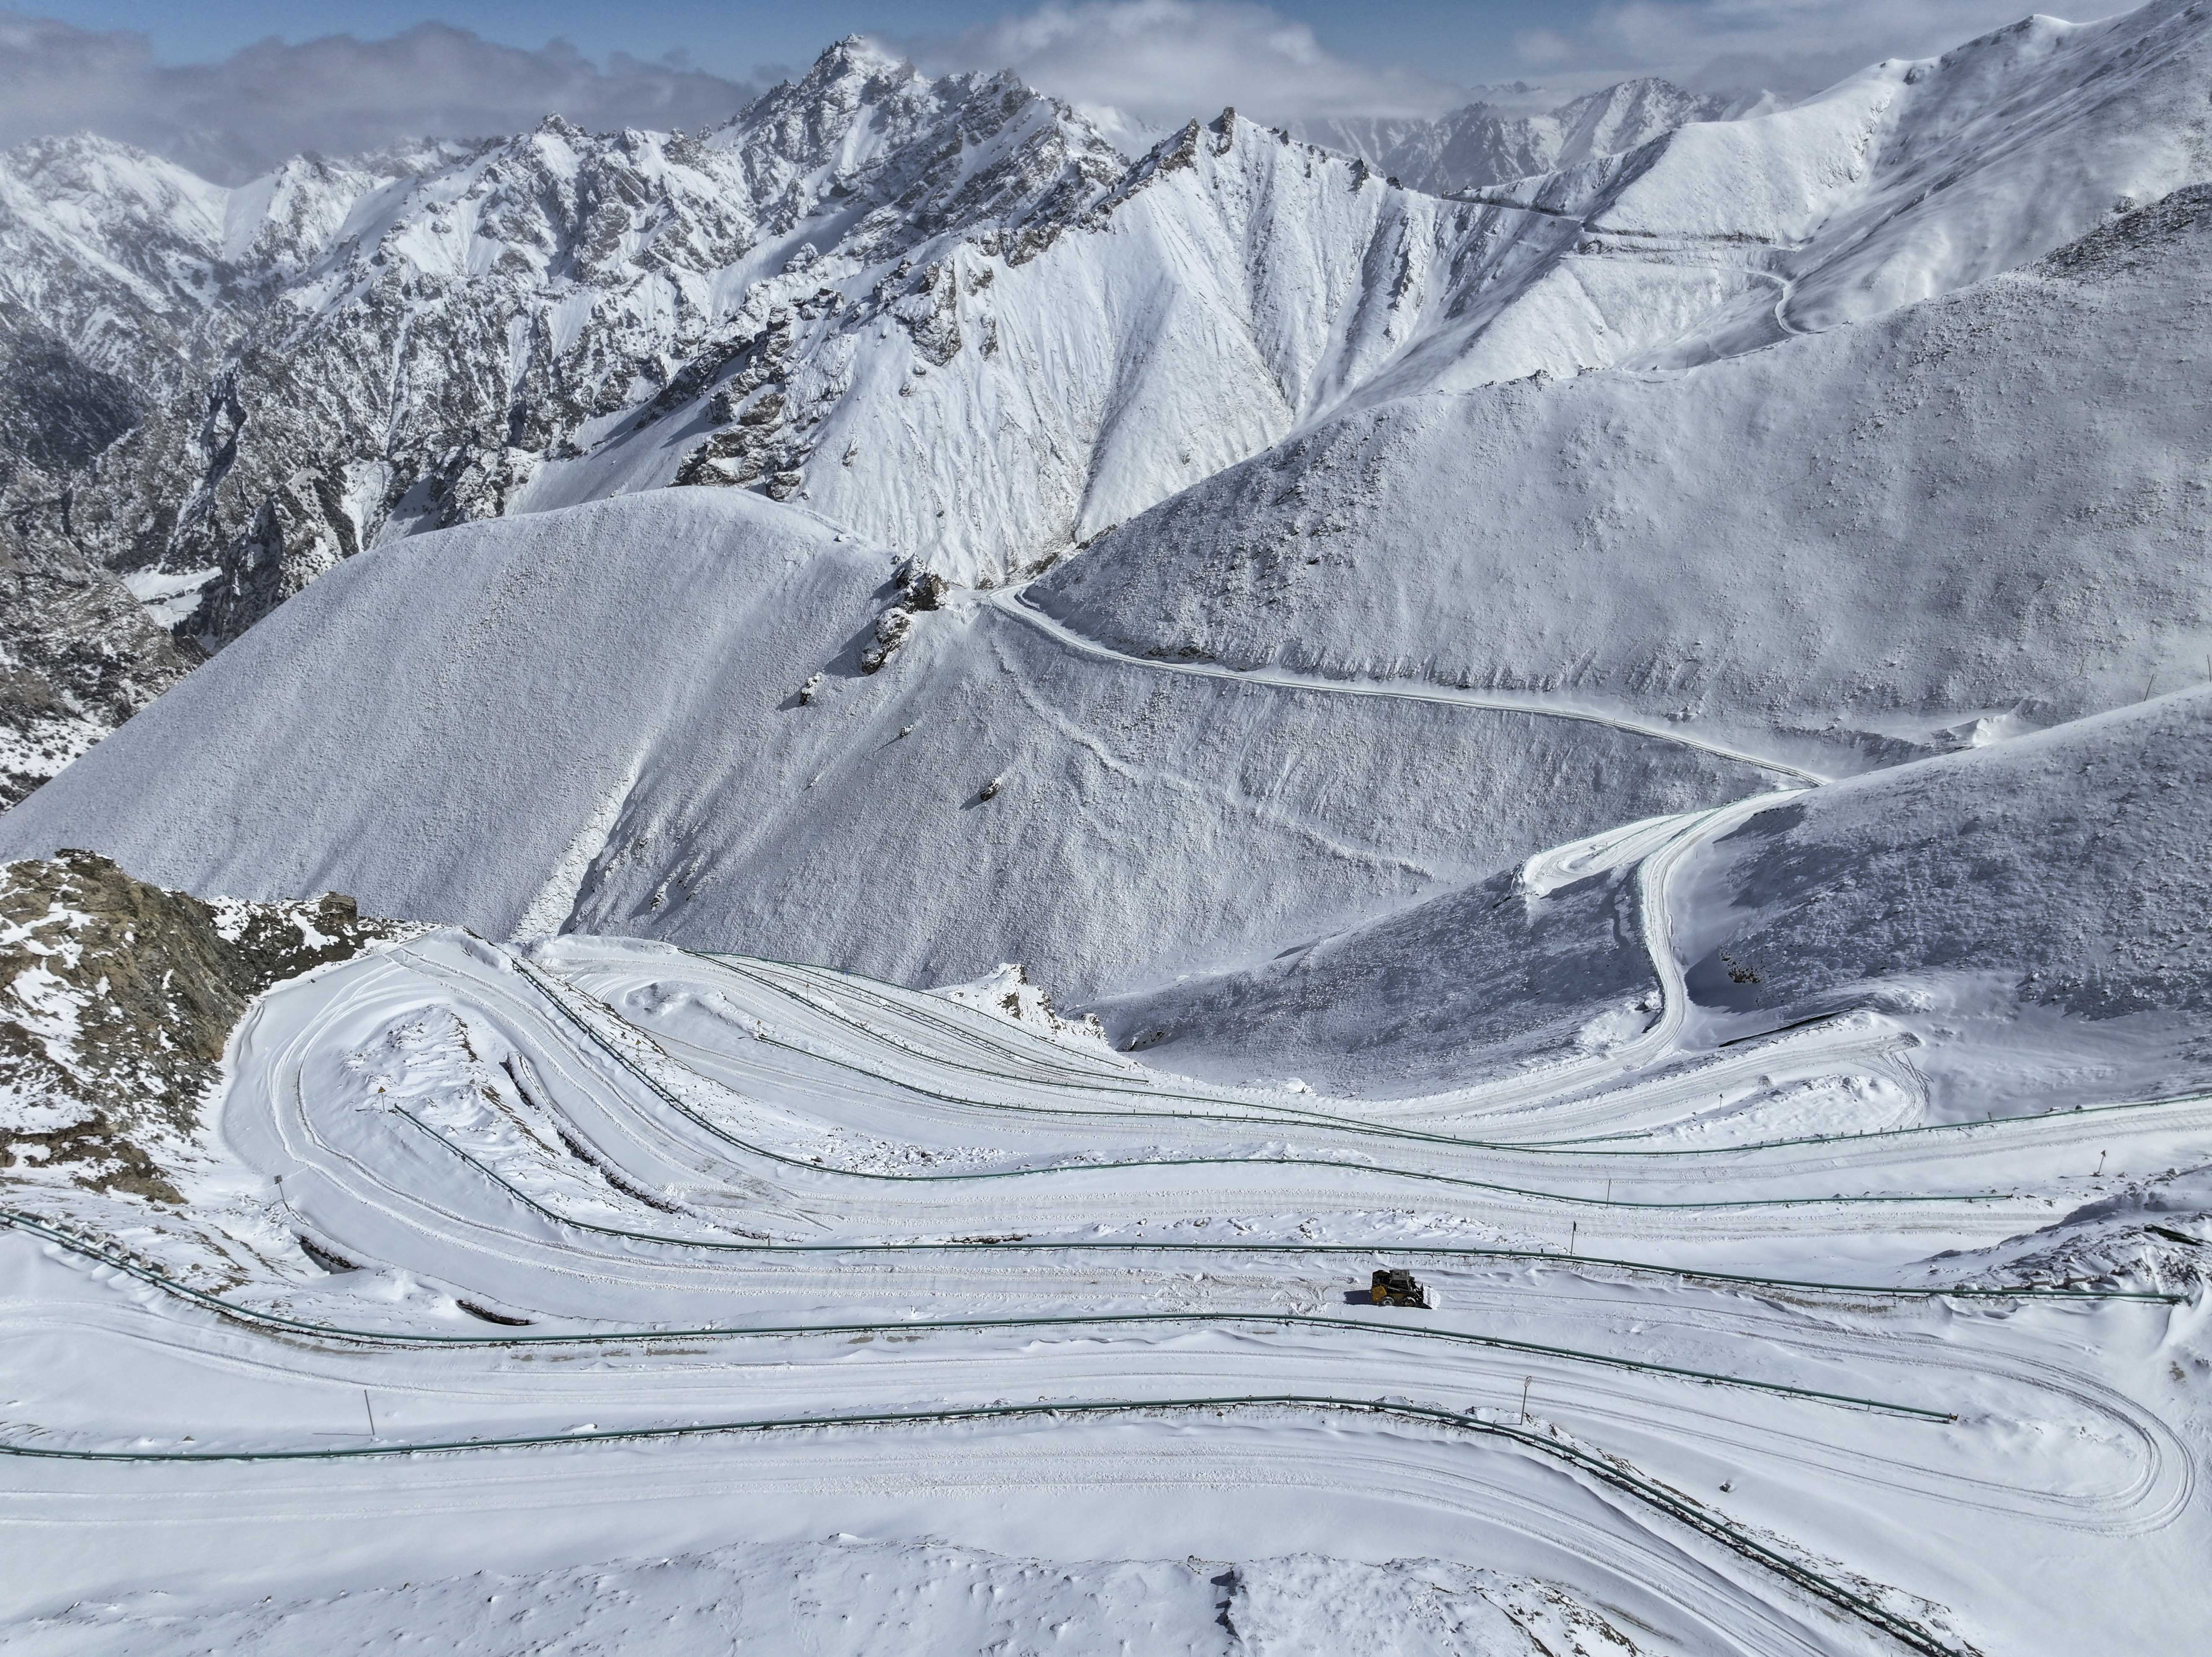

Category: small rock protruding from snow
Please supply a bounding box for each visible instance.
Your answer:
[861,607,915,672]
[931,961,1111,1048]
[897,559,948,611]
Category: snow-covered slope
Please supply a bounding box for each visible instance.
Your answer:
[1036,179,2212,777]
[1296,78,1739,196]
[1669,686,2212,1115]
[1088,818,1669,1096]
[1100,685,2212,1122]
[0,487,1783,999]
[1545,0,2212,347]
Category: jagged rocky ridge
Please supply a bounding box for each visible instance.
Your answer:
[0,136,459,800]
[0,849,403,1200]
[3,40,1132,640]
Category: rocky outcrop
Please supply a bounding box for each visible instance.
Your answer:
[0,849,403,1200]
[83,43,1126,650]
[0,462,201,808]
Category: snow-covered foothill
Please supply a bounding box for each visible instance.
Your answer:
[1669,686,2212,1118]
[1103,686,2212,1123]
[1034,180,2212,777]
[0,487,1780,998]
[1090,847,1658,1097]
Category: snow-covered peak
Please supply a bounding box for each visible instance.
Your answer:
[1451,0,2212,365]
[0,133,229,320]
[2,133,226,237]
[705,36,1124,258]
[219,147,449,279]
[1294,77,1737,196]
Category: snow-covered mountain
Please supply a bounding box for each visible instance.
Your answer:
[10,0,2193,810]
[1294,77,1747,196]
[1036,180,2212,778]
[0,133,454,801]
[66,0,2212,627]
[0,40,1130,793]
[0,488,1782,1001]
[11,7,2212,1653]
[57,39,1131,641]
[12,158,2209,1001]
[8,0,2212,971]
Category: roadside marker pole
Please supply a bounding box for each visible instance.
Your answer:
[1519,1377,1532,1425]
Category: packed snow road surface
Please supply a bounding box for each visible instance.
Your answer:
[4,927,2207,1657]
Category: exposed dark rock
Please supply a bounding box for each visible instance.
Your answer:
[0,464,201,808]
[861,604,915,672]
[0,849,403,1200]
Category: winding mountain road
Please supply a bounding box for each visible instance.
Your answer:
[4,916,2204,1657]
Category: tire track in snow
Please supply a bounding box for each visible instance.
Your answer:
[987,585,1832,785]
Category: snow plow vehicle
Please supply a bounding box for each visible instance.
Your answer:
[1370,1268,1430,1309]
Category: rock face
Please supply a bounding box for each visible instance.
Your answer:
[0,849,401,1200]
[0,134,460,799]
[0,481,202,807]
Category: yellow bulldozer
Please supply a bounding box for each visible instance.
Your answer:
[1370,1267,1430,1309]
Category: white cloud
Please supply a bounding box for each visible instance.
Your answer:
[0,0,2084,185]
[1512,29,1576,69]
[0,13,762,183]
[907,0,1468,126]
[1525,0,2066,94]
